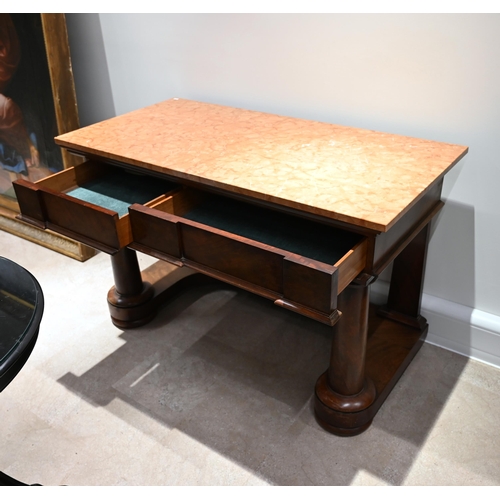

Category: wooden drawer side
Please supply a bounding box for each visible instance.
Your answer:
[41,190,122,251]
[335,238,368,294]
[149,187,206,216]
[33,161,104,193]
[13,163,105,228]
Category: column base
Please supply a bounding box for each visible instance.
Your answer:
[107,261,211,329]
[314,305,428,436]
[314,374,376,436]
[314,414,374,437]
[107,283,155,329]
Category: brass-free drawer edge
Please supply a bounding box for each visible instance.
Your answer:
[129,189,368,316]
[13,161,178,254]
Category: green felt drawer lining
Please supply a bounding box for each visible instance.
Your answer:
[184,196,362,265]
[67,170,177,217]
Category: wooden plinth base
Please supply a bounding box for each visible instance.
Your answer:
[107,261,211,329]
[314,306,427,436]
[107,282,155,329]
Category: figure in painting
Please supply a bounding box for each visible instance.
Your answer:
[0,14,44,198]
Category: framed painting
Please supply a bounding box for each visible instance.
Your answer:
[0,13,95,261]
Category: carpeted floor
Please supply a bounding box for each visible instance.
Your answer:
[1,229,499,486]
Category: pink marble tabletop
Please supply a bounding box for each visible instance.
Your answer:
[55,98,468,232]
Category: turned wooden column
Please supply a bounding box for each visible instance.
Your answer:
[111,247,145,297]
[107,248,155,328]
[378,223,430,331]
[314,279,376,436]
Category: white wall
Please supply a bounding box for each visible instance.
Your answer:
[66,13,500,366]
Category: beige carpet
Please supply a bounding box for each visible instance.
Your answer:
[1,230,499,486]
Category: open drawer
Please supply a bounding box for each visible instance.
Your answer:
[129,188,368,324]
[13,161,179,254]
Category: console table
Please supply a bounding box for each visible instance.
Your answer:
[13,99,468,436]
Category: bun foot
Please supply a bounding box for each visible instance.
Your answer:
[107,282,156,328]
[314,371,376,436]
[314,416,373,437]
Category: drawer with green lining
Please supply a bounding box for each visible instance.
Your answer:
[13,161,179,254]
[129,188,368,324]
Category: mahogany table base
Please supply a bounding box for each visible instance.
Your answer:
[315,307,427,436]
[106,257,427,437]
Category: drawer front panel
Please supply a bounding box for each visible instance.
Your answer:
[181,223,284,293]
[129,205,181,259]
[283,257,337,314]
[41,190,121,250]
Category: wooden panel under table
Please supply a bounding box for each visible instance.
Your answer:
[129,188,368,324]
[13,161,179,254]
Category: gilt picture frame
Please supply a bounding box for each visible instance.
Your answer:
[0,13,95,261]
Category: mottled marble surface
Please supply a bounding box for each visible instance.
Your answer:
[56,99,468,232]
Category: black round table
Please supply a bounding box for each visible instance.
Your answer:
[0,256,44,486]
